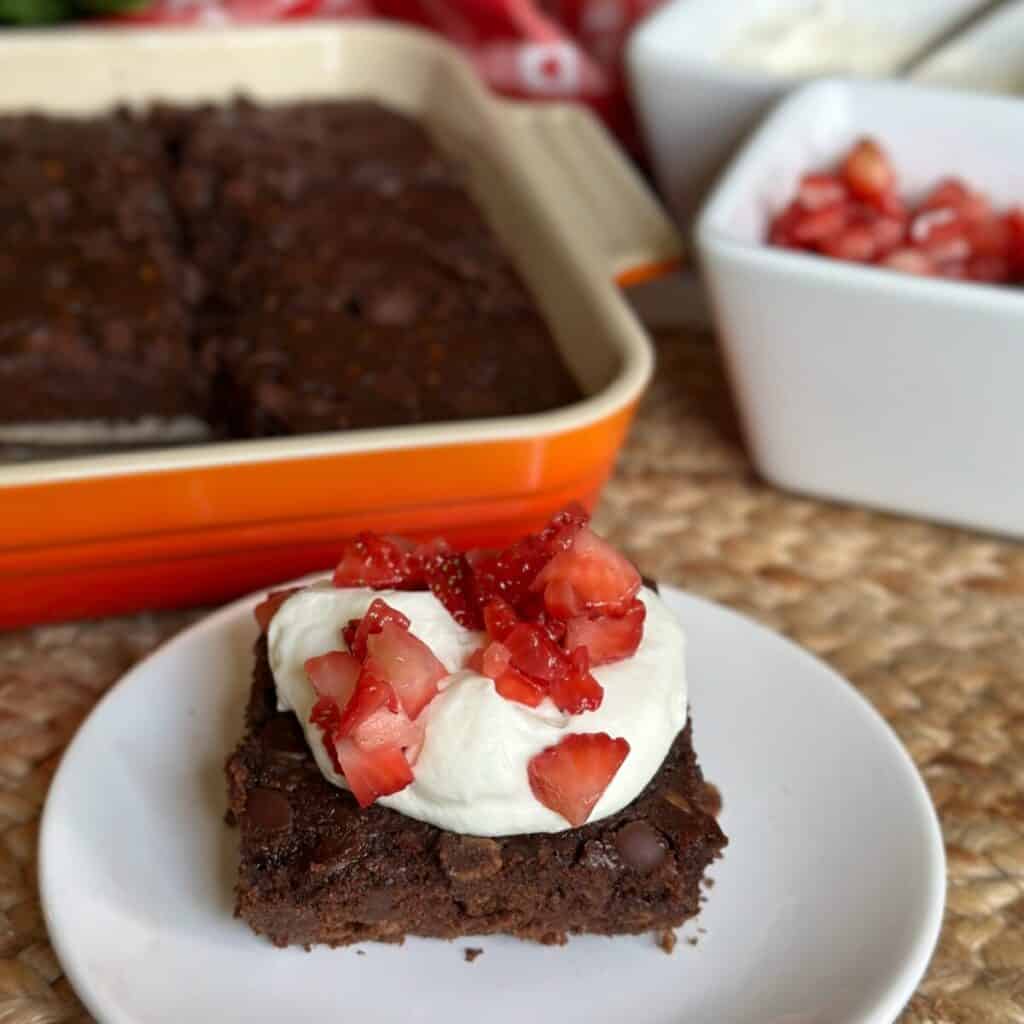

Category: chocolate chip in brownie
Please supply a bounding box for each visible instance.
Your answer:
[438,835,503,882]
[615,821,667,874]
[246,787,292,832]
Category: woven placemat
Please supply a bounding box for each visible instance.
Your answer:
[1,329,1022,1023]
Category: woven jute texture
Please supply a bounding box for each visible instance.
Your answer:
[1,329,1022,1023]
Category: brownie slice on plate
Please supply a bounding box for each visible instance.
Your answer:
[225,636,726,948]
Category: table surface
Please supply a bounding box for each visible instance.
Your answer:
[2,328,1022,1024]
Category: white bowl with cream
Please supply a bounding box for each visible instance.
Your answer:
[626,0,996,227]
[913,1,1024,96]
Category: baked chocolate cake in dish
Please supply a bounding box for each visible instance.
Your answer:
[0,111,206,451]
[0,99,580,456]
[226,506,726,948]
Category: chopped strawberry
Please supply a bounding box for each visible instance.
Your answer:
[345,598,411,660]
[305,650,361,706]
[470,504,589,612]
[767,201,806,249]
[365,621,447,719]
[820,223,877,262]
[480,641,512,679]
[796,172,847,211]
[421,551,482,630]
[534,610,568,644]
[564,600,646,666]
[338,667,399,737]
[527,733,630,827]
[495,667,547,707]
[532,527,641,619]
[334,739,414,808]
[253,587,304,632]
[967,214,1011,259]
[547,647,604,715]
[305,650,361,754]
[483,598,519,642]
[467,646,486,673]
[841,138,896,208]
[332,533,421,589]
[879,248,935,276]
[966,254,1011,284]
[790,202,848,245]
[503,623,568,683]
[351,704,424,761]
[1008,208,1024,278]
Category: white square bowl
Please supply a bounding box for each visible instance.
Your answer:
[626,0,994,227]
[695,77,1024,539]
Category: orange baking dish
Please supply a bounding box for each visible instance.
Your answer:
[0,24,680,629]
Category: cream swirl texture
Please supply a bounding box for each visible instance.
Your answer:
[269,582,687,836]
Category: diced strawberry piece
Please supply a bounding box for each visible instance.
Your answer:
[503,623,567,683]
[483,599,519,642]
[527,733,630,827]
[879,248,935,276]
[540,577,583,619]
[422,551,483,630]
[820,223,877,262]
[253,587,304,632]
[351,704,424,762]
[920,178,969,213]
[305,650,361,706]
[345,598,412,660]
[332,533,421,589]
[535,610,568,644]
[495,667,547,707]
[365,621,447,719]
[909,206,970,262]
[841,138,896,208]
[532,527,641,619]
[789,202,848,245]
[767,201,807,249]
[564,600,647,666]
[967,214,1011,258]
[547,647,604,715]
[480,641,513,679]
[867,213,907,255]
[469,504,590,613]
[467,646,486,673]
[1008,208,1024,279]
[965,254,1011,284]
[338,667,399,737]
[305,651,361,759]
[920,179,990,225]
[796,172,847,211]
[334,739,413,808]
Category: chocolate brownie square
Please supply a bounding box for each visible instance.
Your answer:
[225,637,726,948]
[0,111,203,432]
[175,100,581,436]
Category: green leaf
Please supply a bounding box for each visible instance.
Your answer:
[0,0,73,22]
[77,0,149,12]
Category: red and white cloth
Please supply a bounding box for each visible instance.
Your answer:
[108,0,666,148]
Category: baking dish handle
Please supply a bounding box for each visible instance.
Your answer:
[497,103,683,287]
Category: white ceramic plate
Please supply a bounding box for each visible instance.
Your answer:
[40,583,944,1024]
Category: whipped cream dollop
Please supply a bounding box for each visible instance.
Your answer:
[269,582,687,836]
[724,1,917,77]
